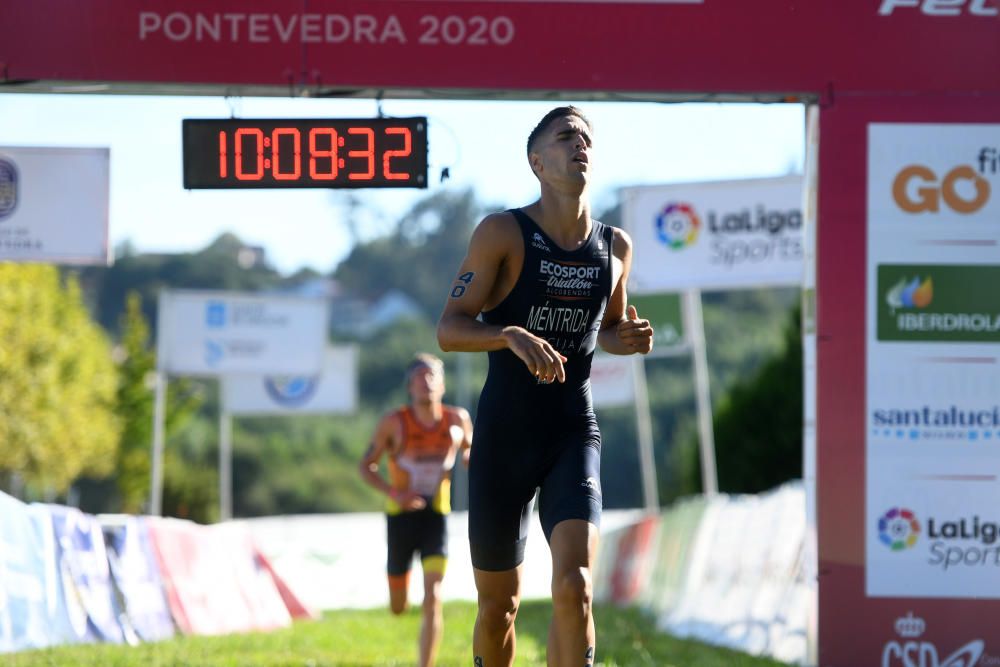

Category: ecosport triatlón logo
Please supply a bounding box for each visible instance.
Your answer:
[879,507,920,551]
[886,276,933,311]
[654,202,700,250]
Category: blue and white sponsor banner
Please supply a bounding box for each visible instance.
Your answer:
[157,290,327,376]
[0,146,110,265]
[101,516,175,643]
[866,124,1000,598]
[621,176,804,292]
[42,505,124,643]
[0,492,74,652]
[222,345,357,415]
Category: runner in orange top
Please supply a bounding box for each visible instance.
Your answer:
[359,352,472,667]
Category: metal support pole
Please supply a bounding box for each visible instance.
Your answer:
[219,409,233,521]
[631,354,660,512]
[685,288,719,496]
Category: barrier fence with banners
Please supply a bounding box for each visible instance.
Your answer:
[1,485,813,663]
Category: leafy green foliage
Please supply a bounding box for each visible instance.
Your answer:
[676,303,803,495]
[113,292,156,512]
[0,264,121,496]
[83,233,286,337]
[334,188,482,319]
[6,602,789,667]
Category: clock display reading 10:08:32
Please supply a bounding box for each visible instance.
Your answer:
[182,117,428,189]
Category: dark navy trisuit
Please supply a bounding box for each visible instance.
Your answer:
[468,208,614,571]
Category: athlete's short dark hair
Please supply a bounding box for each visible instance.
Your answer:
[526,106,593,156]
[406,352,444,381]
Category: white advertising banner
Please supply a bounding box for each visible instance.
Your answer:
[222,346,358,415]
[866,124,1000,598]
[0,146,110,265]
[621,176,804,292]
[157,290,327,376]
[589,353,635,408]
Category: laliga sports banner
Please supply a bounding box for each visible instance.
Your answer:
[0,147,109,265]
[621,176,804,292]
[866,124,1000,599]
[222,345,358,415]
[817,97,1000,667]
[157,290,327,376]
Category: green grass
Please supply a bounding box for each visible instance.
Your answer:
[6,601,789,667]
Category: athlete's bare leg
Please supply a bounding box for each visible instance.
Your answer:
[420,565,445,667]
[547,520,599,667]
[473,565,522,667]
[389,571,410,615]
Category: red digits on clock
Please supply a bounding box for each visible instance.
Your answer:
[309,128,338,180]
[271,128,301,180]
[383,128,412,181]
[218,131,228,178]
[348,127,375,180]
[235,128,265,181]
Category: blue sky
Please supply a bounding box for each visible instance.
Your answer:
[0,95,804,274]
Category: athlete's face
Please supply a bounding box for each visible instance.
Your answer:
[408,365,445,405]
[529,115,593,187]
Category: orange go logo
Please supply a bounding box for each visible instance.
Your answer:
[892,164,990,214]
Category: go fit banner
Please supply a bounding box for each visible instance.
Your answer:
[621,175,804,292]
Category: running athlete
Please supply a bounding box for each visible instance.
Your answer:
[359,353,473,667]
[437,106,654,667]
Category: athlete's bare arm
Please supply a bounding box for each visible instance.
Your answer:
[359,413,426,510]
[456,407,473,467]
[437,212,569,383]
[598,227,654,355]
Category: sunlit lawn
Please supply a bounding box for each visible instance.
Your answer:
[8,601,789,667]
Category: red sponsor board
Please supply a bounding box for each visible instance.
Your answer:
[816,94,1000,666]
[1,1,998,97]
[146,518,291,636]
[609,516,659,604]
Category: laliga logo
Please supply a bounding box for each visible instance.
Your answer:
[882,612,984,667]
[892,162,991,214]
[879,507,921,551]
[655,202,700,250]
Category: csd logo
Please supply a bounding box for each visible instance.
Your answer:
[892,165,990,214]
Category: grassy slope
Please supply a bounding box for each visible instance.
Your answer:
[8,601,788,667]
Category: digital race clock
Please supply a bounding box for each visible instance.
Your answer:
[182,117,427,189]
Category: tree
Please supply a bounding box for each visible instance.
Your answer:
[113,291,156,511]
[678,303,804,495]
[334,188,484,318]
[0,264,121,496]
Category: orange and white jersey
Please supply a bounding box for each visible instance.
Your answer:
[386,405,466,515]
